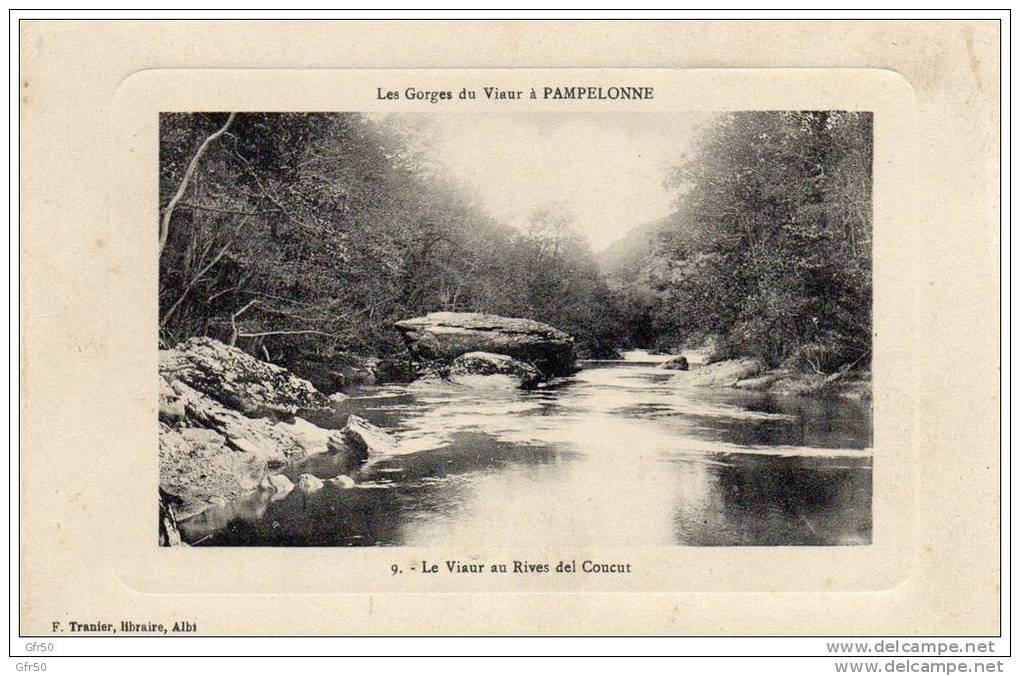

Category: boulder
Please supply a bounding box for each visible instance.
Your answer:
[341,414,398,458]
[276,417,348,455]
[327,474,357,489]
[448,351,543,389]
[393,312,575,377]
[295,473,324,494]
[160,337,329,417]
[259,473,294,495]
[684,358,766,388]
[657,356,689,371]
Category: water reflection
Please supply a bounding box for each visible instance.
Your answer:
[181,362,872,547]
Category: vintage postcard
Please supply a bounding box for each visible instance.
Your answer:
[159,107,875,551]
[17,20,1001,640]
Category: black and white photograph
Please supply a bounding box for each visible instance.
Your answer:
[158,110,874,548]
[16,12,1005,659]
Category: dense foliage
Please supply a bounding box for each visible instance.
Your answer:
[159,111,871,376]
[608,111,873,370]
[158,113,621,366]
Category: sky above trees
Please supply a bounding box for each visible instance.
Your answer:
[420,112,714,251]
[159,110,872,373]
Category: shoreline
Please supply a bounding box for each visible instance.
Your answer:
[673,357,871,401]
[160,336,870,543]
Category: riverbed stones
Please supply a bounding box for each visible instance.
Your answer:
[259,473,294,495]
[393,312,576,378]
[341,414,398,458]
[327,474,357,489]
[657,355,689,371]
[295,474,324,494]
[448,351,543,389]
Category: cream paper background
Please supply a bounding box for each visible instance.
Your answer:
[19,20,999,636]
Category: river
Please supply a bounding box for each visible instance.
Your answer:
[179,353,873,547]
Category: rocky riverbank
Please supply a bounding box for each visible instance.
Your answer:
[158,312,575,542]
[674,356,871,400]
[159,318,868,545]
[158,338,398,538]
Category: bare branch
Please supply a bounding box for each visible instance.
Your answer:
[228,299,260,346]
[178,202,280,217]
[237,329,342,338]
[159,113,236,258]
[159,216,249,328]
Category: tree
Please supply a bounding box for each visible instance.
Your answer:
[158,113,629,366]
[650,111,873,369]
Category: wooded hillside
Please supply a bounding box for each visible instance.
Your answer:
[158,112,623,370]
[603,111,873,371]
[160,111,872,376]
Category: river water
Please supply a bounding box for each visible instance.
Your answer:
[180,354,873,547]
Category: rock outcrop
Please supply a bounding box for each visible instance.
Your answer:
[160,375,344,467]
[159,338,381,519]
[448,351,543,389]
[682,357,766,387]
[160,337,330,417]
[393,312,576,378]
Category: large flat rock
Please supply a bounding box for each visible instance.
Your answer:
[393,312,576,377]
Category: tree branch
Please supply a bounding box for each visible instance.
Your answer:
[178,201,280,217]
[228,299,260,346]
[159,113,236,258]
[159,216,248,329]
[237,329,342,339]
